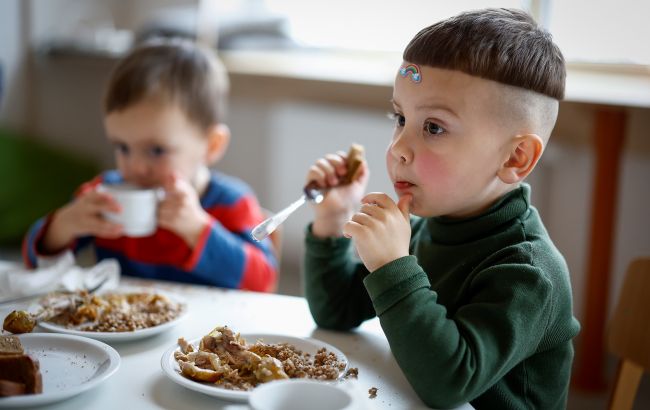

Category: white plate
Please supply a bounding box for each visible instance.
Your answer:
[160,334,349,402]
[0,333,120,408]
[37,289,187,342]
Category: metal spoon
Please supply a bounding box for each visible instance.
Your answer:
[251,183,325,242]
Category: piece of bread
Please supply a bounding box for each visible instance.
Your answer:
[0,354,43,395]
[0,379,26,397]
[340,143,365,185]
[0,335,24,356]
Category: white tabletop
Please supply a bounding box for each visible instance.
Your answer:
[1,278,473,410]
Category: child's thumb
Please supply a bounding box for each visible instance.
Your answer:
[397,195,411,219]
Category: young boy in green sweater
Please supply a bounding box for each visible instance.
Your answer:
[302,8,580,410]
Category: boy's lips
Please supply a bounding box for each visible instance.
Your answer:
[394,180,415,191]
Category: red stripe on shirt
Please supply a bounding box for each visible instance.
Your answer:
[95,228,192,269]
[206,196,264,232]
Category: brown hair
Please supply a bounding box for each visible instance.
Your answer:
[104,38,229,131]
[403,8,565,100]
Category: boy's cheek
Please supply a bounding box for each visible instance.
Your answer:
[415,156,448,186]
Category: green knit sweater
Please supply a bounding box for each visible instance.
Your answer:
[304,184,580,409]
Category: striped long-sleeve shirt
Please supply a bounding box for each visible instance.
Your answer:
[23,170,277,292]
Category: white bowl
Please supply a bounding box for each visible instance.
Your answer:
[249,379,354,410]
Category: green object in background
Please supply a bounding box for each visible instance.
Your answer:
[0,128,99,246]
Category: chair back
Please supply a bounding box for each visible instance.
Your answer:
[607,258,650,410]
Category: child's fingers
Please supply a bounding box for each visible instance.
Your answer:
[361,192,395,209]
[315,158,339,186]
[306,152,349,187]
[87,190,122,212]
[79,192,119,214]
[350,211,375,227]
[324,153,348,177]
[306,164,329,188]
[157,206,179,229]
[358,202,383,219]
[86,217,123,238]
[163,173,179,193]
[397,195,412,219]
[342,220,363,239]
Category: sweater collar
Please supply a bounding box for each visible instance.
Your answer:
[426,184,531,245]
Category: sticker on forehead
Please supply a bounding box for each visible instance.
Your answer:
[399,63,422,83]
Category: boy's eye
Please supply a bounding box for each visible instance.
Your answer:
[425,121,445,135]
[388,112,406,127]
[148,146,167,158]
[114,143,129,155]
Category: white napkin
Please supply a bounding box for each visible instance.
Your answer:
[0,251,120,300]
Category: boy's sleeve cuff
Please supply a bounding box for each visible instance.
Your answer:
[363,255,431,315]
[182,219,215,271]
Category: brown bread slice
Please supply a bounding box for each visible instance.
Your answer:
[0,379,27,397]
[0,354,43,395]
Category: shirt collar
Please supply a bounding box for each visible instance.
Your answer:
[426,184,531,245]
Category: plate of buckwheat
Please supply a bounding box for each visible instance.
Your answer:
[160,325,349,402]
[31,288,187,342]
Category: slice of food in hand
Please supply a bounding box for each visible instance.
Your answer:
[340,143,365,185]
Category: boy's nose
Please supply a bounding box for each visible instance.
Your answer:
[124,156,151,181]
[390,133,413,164]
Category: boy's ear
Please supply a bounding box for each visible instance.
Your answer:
[497,134,544,184]
[205,124,230,164]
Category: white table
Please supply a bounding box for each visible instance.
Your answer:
[1,278,473,410]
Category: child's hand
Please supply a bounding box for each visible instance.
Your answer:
[44,189,124,252]
[342,193,412,272]
[158,174,212,247]
[306,150,369,237]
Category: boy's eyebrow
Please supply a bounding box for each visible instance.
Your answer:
[390,99,459,119]
[415,103,459,119]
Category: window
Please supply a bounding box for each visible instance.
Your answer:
[260,0,649,67]
[547,0,650,66]
[265,0,521,52]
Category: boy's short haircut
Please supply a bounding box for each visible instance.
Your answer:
[403,8,565,100]
[104,38,229,131]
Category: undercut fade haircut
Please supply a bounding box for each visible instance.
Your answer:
[403,8,565,100]
[104,38,229,131]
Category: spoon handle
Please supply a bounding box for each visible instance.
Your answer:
[251,195,307,241]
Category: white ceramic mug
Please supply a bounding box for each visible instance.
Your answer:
[249,379,355,410]
[99,183,162,237]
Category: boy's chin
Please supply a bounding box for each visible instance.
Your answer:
[407,201,445,219]
[403,201,429,218]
